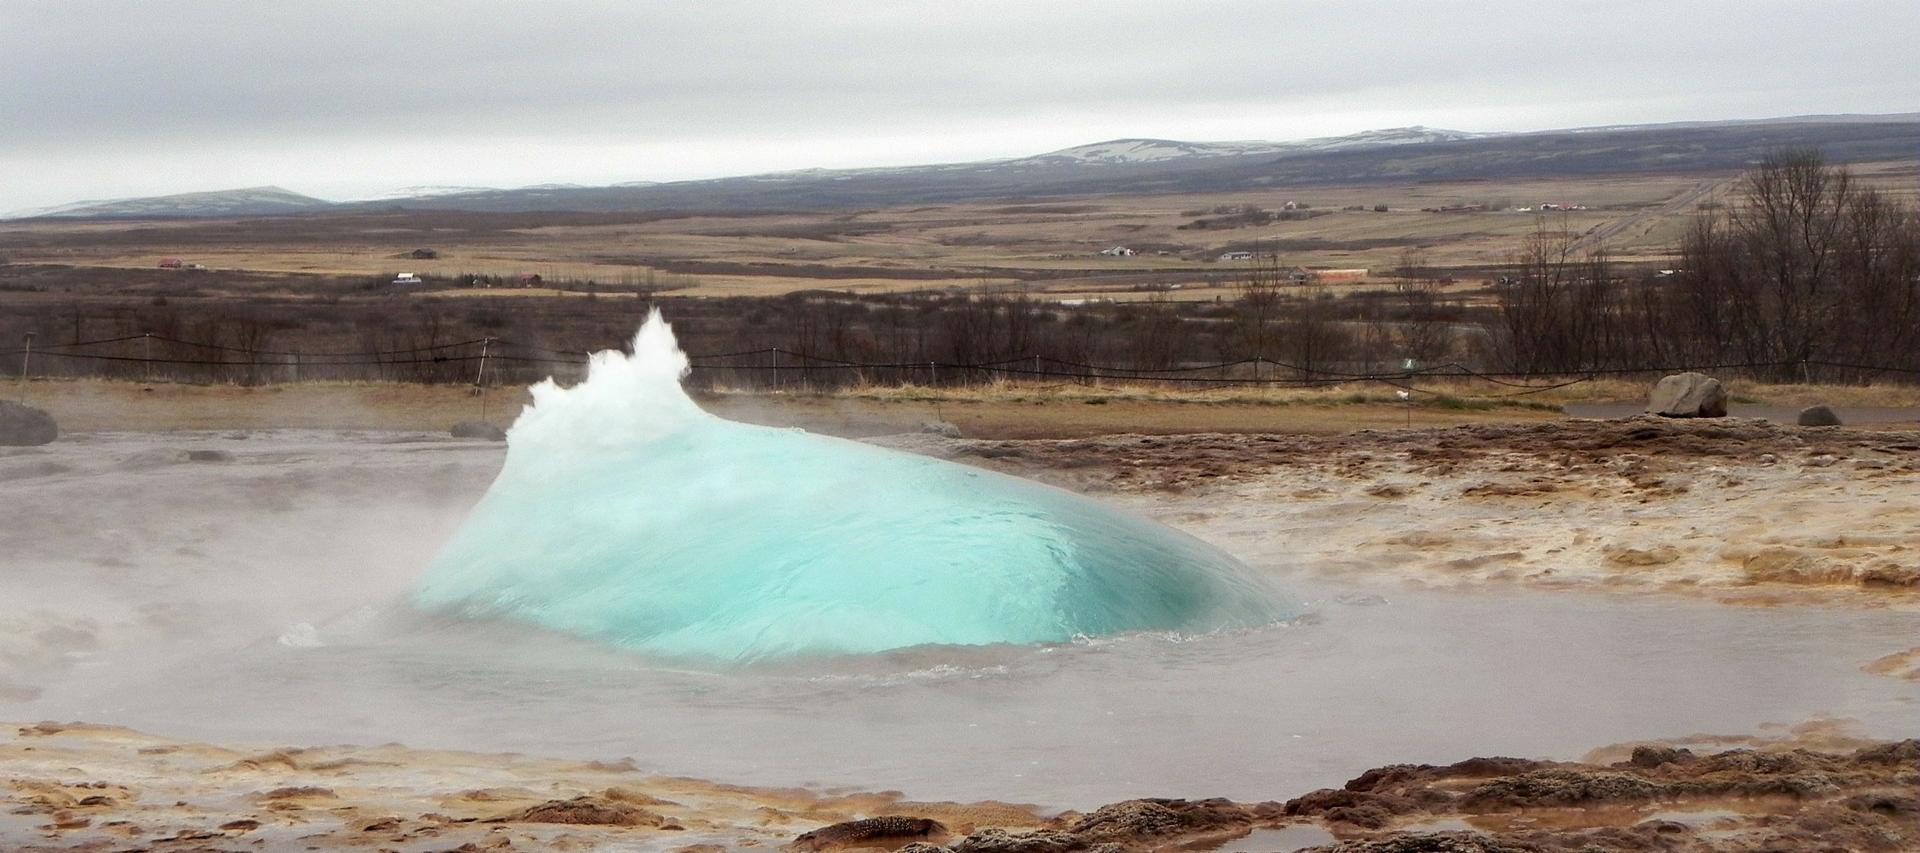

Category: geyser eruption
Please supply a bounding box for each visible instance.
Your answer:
[417,310,1288,661]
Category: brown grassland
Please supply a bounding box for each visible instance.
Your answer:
[4,162,1912,302]
[16,375,1920,438]
[5,158,1920,418]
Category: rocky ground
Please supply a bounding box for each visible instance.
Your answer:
[3,722,1915,852]
[882,416,1920,612]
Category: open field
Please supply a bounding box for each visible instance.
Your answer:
[6,162,1913,301]
[13,377,1920,437]
[6,157,1916,396]
[9,377,1560,437]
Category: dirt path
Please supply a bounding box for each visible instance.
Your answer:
[1570,176,1734,255]
[16,378,1564,437]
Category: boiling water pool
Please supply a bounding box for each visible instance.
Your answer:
[2,422,1916,809]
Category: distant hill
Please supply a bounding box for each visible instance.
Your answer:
[357,118,1920,214]
[349,185,502,202]
[1022,127,1486,166]
[12,186,332,219]
[11,115,1919,219]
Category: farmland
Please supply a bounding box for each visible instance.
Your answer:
[19,166,1918,302]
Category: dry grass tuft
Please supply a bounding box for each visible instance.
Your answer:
[710,376,1920,410]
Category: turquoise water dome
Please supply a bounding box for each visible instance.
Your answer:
[415,311,1288,662]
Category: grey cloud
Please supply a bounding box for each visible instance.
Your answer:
[1,0,1916,209]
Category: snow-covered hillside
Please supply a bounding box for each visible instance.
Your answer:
[1029,127,1486,165]
[350,185,501,202]
[1294,126,1487,150]
[1028,138,1295,165]
[7,186,333,219]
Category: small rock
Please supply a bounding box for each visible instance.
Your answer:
[1628,745,1695,768]
[258,786,336,802]
[1363,482,1408,498]
[1639,819,1692,835]
[1843,793,1920,816]
[1458,769,1663,808]
[1068,798,1254,842]
[186,449,232,462]
[791,817,948,852]
[1605,545,1681,567]
[1646,373,1727,418]
[1743,548,1849,584]
[949,828,1081,853]
[0,400,58,446]
[1797,405,1842,426]
[451,421,507,441]
[1858,563,1920,588]
[503,796,666,827]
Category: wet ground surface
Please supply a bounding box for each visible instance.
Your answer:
[3,421,1918,850]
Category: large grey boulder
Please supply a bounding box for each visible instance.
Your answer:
[1797,404,1842,426]
[0,400,58,445]
[450,421,507,441]
[1646,372,1726,418]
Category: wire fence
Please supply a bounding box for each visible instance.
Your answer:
[6,331,1920,400]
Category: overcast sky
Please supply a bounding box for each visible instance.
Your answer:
[2,1,1916,212]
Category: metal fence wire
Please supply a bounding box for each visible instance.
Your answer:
[7,332,1920,400]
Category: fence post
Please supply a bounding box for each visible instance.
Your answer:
[15,332,32,403]
[930,360,938,387]
[770,347,780,390]
[475,338,493,421]
[475,338,492,387]
[143,332,153,384]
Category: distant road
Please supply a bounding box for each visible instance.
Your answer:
[1570,177,1734,255]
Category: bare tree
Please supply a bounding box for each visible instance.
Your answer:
[1392,249,1454,366]
[1489,219,1620,373]
[1278,279,1347,377]
[1670,148,1920,380]
[1232,252,1285,376]
[1130,295,1185,371]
